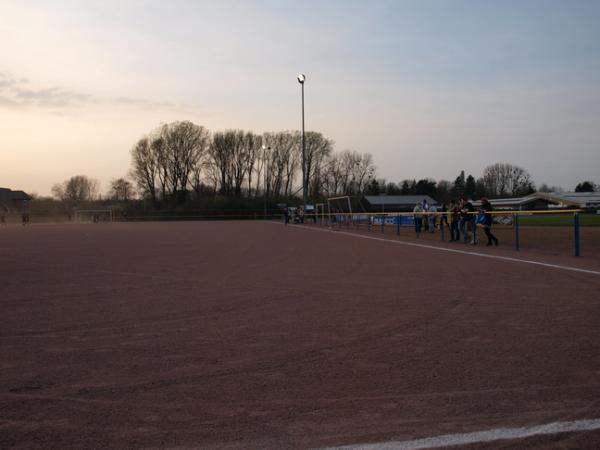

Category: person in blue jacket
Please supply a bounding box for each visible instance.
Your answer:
[480,197,499,246]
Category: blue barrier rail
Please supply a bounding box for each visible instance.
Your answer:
[315,210,585,257]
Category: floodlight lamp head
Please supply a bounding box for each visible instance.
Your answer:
[297,74,306,84]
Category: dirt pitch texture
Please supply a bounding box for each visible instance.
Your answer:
[2,221,600,450]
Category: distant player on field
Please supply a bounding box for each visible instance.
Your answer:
[21,200,30,226]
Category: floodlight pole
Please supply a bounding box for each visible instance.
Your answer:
[263,145,270,219]
[298,74,307,208]
[263,145,267,220]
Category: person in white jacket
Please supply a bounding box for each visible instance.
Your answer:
[427,204,437,233]
[413,202,424,236]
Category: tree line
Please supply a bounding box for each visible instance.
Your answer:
[129,121,376,202]
[47,120,597,205]
[52,175,134,203]
[364,164,537,204]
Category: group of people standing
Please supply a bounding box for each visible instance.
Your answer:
[412,199,437,234]
[283,206,305,225]
[413,197,499,246]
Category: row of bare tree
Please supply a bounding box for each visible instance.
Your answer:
[52,175,135,202]
[50,123,547,206]
[130,121,376,202]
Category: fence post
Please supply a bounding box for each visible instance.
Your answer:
[396,214,400,236]
[514,213,520,251]
[381,214,385,234]
[574,212,580,257]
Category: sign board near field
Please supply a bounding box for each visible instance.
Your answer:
[371,216,415,225]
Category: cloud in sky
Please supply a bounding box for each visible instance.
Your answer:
[1,0,599,195]
[0,72,184,111]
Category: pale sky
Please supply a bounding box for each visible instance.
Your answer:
[1,0,599,196]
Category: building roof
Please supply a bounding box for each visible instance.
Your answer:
[553,192,600,207]
[472,192,585,209]
[364,195,438,206]
[9,190,30,200]
[0,187,31,203]
[489,197,538,206]
[472,194,557,208]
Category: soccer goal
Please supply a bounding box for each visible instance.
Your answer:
[315,203,326,225]
[74,209,114,223]
[327,196,353,227]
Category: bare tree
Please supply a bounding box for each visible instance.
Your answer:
[265,135,281,197]
[261,131,299,198]
[266,131,300,197]
[162,121,211,199]
[352,152,375,196]
[203,160,221,194]
[210,131,235,196]
[52,175,100,202]
[254,143,268,197]
[109,178,135,201]
[131,122,210,201]
[151,133,169,199]
[131,123,340,202]
[281,132,301,196]
[321,153,343,197]
[319,150,375,197]
[304,131,333,198]
[482,163,535,197]
[244,132,262,197]
[130,137,158,202]
[223,130,246,197]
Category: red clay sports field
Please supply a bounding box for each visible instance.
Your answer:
[2,220,600,449]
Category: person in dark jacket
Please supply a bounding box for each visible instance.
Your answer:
[0,203,7,225]
[283,207,290,225]
[413,202,424,236]
[439,203,449,234]
[458,198,472,243]
[480,197,499,246]
[449,200,460,241]
[463,198,476,244]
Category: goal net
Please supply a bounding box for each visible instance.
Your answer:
[315,203,326,224]
[327,196,353,226]
[74,209,114,223]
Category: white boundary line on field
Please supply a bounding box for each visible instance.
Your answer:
[270,222,600,276]
[315,418,600,450]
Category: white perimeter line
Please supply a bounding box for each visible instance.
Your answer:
[269,222,600,276]
[316,418,600,450]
